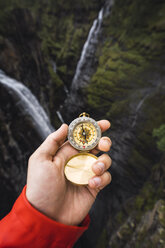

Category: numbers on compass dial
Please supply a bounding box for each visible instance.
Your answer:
[68,114,101,151]
[73,123,97,150]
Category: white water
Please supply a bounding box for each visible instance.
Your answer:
[71,0,114,90]
[71,8,103,89]
[0,70,54,139]
[51,60,57,73]
[131,92,150,128]
[56,110,64,123]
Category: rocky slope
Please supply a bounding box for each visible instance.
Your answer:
[0,0,165,247]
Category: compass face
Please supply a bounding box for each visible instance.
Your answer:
[68,116,101,151]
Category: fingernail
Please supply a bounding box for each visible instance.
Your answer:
[94,162,105,173]
[100,139,111,147]
[103,139,111,146]
[92,177,101,187]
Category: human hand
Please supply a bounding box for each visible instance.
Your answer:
[26,121,112,226]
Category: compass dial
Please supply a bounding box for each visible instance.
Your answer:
[68,116,101,151]
[73,123,97,150]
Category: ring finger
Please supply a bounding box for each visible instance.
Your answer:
[92,153,112,176]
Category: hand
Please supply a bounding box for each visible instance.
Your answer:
[26,121,112,226]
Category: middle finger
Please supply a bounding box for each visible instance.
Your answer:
[91,136,112,155]
[92,153,112,176]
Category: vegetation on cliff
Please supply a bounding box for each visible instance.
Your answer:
[0,0,103,126]
[0,0,165,247]
[87,0,165,119]
[153,124,165,152]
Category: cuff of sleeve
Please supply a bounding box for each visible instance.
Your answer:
[13,186,90,248]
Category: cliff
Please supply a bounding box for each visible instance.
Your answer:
[0,0,165,247]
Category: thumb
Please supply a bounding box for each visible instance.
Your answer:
[35,124,68,159]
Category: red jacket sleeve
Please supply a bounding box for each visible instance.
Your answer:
[0,186,90,248]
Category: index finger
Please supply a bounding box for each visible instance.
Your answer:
[91,120,111,155]
[97,120,111,133]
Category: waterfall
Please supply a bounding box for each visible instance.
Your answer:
[71,0,114,91]
[0,70,54,140]
[51,60,57,73]
[131,82,161,128]
[61,0,114,118]
[56,110,64,123]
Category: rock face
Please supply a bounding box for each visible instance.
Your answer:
[0,71,53,218]
[109,200,165,248]
[0,0,165,247]
[107,157,165,248]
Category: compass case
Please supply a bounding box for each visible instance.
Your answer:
[64,153,97,185]
[68,116,101,151]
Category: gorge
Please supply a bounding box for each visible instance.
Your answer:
[0,0,165,247]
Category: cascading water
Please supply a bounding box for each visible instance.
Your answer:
[131,92,150,127]
[71,0,114,91]
[0,70,54,140]
[61,0,114,119]
[56,110,64,123]
[71,9,103,90]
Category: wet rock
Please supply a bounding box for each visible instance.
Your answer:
[108,200,165,248]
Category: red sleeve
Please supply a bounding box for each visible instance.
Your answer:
[0,186,90,248]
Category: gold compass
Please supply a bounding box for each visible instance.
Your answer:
[64,113,101,185]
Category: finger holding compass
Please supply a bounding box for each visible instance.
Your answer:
[91,120,112,154]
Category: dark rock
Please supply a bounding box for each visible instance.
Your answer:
[0,71,53,218]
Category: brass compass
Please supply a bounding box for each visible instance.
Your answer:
[64,113,101,185]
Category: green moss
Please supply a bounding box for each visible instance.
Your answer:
[135,183,160,214]
[106,99,130,119]
[153,124,165,151]
[0,0,103,91]
[48,65,63,88]
[158,203,165,227]
[87,0,165,121]
[116,211,125,225]
[36,0,103,86]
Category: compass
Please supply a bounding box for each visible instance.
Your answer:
[64,113,101,185]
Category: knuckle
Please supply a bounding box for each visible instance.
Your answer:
[28,151,39,164]
[47,133,53,141]
[53,156,62,167]
[28,154,34,163]
[47,133,59,146]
